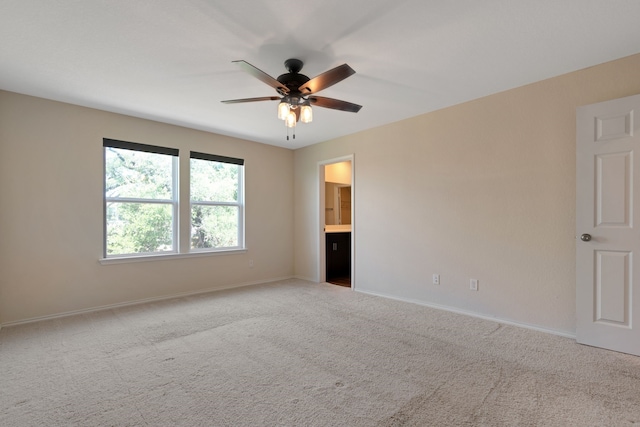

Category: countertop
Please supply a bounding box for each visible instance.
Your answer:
[325,225,351,233]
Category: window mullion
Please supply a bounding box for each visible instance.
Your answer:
[106,197,175,204]
[237,165,245,248]
[173,155,180,254]
[190,201,241,207]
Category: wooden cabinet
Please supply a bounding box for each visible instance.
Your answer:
[326,232,351,284]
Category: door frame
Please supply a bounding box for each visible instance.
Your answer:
[318,154,355,287]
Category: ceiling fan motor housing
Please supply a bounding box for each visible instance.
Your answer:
[284,58,303,73]
[276,59,309,97]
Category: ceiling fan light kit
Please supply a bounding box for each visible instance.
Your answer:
[277,100,290,120]
[300,104,312,123]
[222,58,362,140]
[285,110,297,128]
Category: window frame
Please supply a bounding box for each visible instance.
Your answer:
[101,139,246,262]
[103,139,179,258]
[189,151,245,253]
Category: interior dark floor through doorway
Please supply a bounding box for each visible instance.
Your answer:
[328,276,351,287]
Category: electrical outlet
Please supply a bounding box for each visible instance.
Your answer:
[470,279,478,291]
[433,274,440,285]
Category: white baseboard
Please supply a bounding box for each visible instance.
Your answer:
[2,277,577,341]
[293,275,318,283]
[356,288,576,340]
[1,276,295,328]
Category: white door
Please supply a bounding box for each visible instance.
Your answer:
[576,93,640,356]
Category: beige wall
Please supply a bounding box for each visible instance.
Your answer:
[325,161,352,184]
[0,91,294,324]
[294,53,640,335]
[3,53,640,332]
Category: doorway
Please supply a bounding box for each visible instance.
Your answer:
[319,156,354,288]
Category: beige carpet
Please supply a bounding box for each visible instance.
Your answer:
[1,279,639,426]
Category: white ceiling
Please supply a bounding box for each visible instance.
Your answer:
[2,1,640,149]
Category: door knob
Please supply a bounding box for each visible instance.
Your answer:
[580,233,592,242]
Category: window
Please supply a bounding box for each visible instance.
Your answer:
[103,139,245,259]
[104,139,178,257]
[190,151,244,251]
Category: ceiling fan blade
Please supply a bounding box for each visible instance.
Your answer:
[309,96,362,113]
[233,60,289,94]
[221,96,280,104]
[298,64,355,95]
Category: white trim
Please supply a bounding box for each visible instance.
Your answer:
[173,155,180,254]
[1,276,294,328]
[104,148,180,256]
[191,200,241,207]
[294,274,318,283]
[189,158,245,252]
[99,248,247,264]
[104,197,175,204]
[355,288,577,339]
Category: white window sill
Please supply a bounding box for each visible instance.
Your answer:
[99,249,247,265]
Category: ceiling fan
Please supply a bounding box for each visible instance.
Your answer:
[222,58,362,137]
